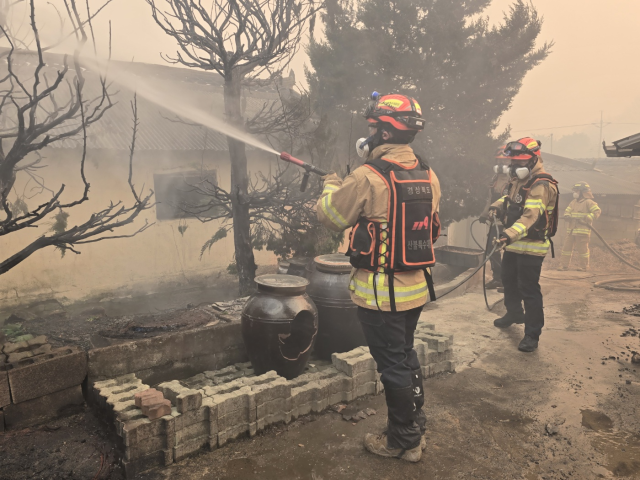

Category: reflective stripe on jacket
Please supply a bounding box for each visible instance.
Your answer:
[490,159,558,257]
[564,198,601,236]
[316,144,441,311]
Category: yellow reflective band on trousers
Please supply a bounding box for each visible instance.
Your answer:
[320,193,349,230]
[506,239,551,255]
[349,273,428,308]
[571,228,591,235]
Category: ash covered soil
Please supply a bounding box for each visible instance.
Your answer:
[2,266,640,479]
[0,267,278,351]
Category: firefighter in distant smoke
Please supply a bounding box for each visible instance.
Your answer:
[316,92,441,462]
[489,138,559,353]
[560,182,601,271]
[479,146,511,289]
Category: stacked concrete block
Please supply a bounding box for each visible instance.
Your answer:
[122,414,176,477]
[332,347,380,397]
[207,383,253,446]
[92,374,175,478]
[414,324,456,378]
[93,374,150,429]
[1,336,88,429]
[158,381,213,461]
[93,322,456,477]
[250,374,291,431]
[182,362,254,390]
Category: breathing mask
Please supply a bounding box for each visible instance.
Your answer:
[355,127,385,158]
[356,138,369,158]
[493,165,509,175]
[573,192,580,199]
[509,158,537,180]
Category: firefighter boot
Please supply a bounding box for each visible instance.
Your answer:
[493,312,525,328]
[518,335,539,352]
[412,368,427,451]
[365,386,422,462]
[485,279,503,290]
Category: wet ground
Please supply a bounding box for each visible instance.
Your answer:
[2,267,640,479]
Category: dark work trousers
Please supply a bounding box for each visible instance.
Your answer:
[357,306,423,450]
[501,251,545,339]
[487,224,504,282]
[357,306,422,389]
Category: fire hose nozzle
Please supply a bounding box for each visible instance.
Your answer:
[279,151,328,177]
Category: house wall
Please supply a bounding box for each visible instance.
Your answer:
[0,147,280,307]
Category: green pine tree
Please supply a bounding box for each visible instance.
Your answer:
[307,0,552,222]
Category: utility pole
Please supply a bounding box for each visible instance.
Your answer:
[550,133,553,154]
[597,110,603,160]
[591,111,611,169]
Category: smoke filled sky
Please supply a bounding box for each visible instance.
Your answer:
[55,0,640,153]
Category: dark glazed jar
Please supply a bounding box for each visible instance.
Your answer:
[286,257,312,278]
[241,274,318,380]
[306,254,367,360]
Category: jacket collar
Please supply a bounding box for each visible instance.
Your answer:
[369,144,417,167]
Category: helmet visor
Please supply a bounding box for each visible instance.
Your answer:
[504,141,537,158]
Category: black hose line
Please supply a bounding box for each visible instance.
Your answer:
[436,219,501,304]
[584,223,640,273]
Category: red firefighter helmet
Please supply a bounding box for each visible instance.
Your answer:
[504,137,542,160]
[364,92,425,131]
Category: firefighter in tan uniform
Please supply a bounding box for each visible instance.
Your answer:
[560,182,601,271]
[490,138,559,352]
[317,93,441,462]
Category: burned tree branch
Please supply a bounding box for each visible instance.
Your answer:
[0,0,153,276]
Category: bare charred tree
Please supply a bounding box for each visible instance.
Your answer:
[170,87,342,268]
[0,0,153,276]
[147,0,322,295]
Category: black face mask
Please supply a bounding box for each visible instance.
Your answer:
[361,128,386,156]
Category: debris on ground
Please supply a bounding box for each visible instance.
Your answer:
[343,410,369,423]
[622,305,640,317]
[545,423,559,436]
[632,354,640,364]
[332,404,346,413]
[364,408,377,416]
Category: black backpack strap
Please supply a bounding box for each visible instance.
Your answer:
[424,269,436,302]
[366,157,396,174]
[387,272,397,312]
[414,153,430,171]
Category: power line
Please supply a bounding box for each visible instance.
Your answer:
[512,122,640,133]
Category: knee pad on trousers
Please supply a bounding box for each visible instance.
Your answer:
[384,386,421,450]
[412,368,424,410]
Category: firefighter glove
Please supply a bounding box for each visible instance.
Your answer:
[498,233,511,246]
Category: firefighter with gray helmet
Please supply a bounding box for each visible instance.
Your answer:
[489,138,559,353]
[560,182,601,271]
[316,92,442,462]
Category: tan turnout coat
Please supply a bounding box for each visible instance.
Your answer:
[316,144,441,312]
